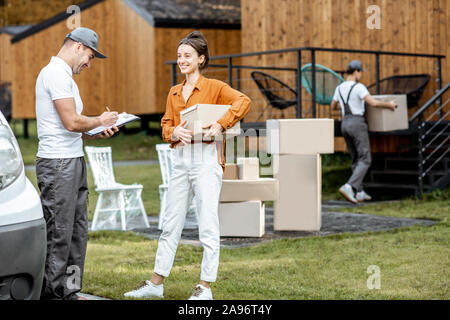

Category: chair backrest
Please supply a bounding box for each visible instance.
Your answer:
[366,74,430,108]
[301,63,345,105]
[251,71,297,110]
[84,146,116,188]
[156,144,174,185]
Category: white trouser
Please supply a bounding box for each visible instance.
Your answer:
[154,142,223,282]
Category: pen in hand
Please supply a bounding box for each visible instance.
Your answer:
[100,106,118,127]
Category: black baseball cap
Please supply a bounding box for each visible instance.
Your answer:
[65,27,107,59]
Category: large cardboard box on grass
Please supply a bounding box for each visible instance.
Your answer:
[219,201,265,237]
[266,119,334,155]
[220,178,278,202]
[273,154,321,231]
[180,104,241,140]
[237,157,259,180]
[365,94,408,132]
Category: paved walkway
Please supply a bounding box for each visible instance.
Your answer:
[131,200,435,249]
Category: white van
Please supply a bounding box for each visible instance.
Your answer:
[0,111,46,300]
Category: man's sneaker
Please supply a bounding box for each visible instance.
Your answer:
[188,284,213,300]
[339,184,357,204]
[356,190,372,202]
[124,280,163,299]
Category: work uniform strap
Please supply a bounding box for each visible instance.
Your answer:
[338,82,358,116]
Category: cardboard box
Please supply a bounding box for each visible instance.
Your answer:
[266,119,334,155]
[237,157,259,180]
[365,94,408,132]
[220,178,279,202]
[219,201,265,237]
[180,104,241,140]
[223,163,239,180]
[273,154,321,231]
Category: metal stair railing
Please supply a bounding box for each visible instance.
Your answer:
[409,82,450,198]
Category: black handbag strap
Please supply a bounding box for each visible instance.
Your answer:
[338,82,358,116]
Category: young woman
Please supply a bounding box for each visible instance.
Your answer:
[124,31,251,300]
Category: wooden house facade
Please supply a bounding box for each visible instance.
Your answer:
[238,0,449,152]
[7,0,241,119]
[0,25,33,84]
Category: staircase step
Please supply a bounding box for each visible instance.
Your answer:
[363,182,420,190]
[383,157,449,171]
[362,182,422,199]
[371,169,446,176]
[371,169,419,176]
[369,169,446,185]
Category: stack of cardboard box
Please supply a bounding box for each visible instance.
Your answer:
[219,158,278,237]
[180,104,280,237]
[266,119,334,231]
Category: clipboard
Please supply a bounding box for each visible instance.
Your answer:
[84,112,140,136]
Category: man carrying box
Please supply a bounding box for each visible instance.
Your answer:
[331,60,397,204]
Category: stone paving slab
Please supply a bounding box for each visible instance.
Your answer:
[131,202,436,249]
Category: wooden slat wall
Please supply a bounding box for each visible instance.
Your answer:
[11,0,156,118]
[154,28,241,113]
[11,0,241,119]
[0,33,13,83]
[240,0,449,152]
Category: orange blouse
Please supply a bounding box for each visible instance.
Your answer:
[161,75,251,168]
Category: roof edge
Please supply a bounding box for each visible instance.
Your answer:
[11,0,105,44]
[0,25,35,36]
[122,0,241,30]
[153,18,241,30]
[121,0,155,26]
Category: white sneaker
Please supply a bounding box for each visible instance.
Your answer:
[356,190,372,202]
[339,183,357,204]
[124,280,163,299]
[188,284,213,300]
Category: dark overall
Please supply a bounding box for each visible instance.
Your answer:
[339,83,372,192]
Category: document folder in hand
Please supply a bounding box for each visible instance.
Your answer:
[84,112,140,136]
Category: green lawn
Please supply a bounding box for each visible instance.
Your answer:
[13,119,163,165]
[26,164,163,219]
[20,119,351,218]
[18,120,449,300]
[83,195,449,299]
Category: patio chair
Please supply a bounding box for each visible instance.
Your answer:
[251,71,297,120]
[301,63,345,117]
[84,146,150,231]
[156,144,197,230]
[366,74,430,108]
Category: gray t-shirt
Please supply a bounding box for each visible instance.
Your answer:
[332,81,370,116]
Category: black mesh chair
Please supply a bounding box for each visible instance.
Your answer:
[367,74,430,108]
[251,71,297,120]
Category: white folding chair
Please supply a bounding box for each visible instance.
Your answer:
[156,144,197,230]
[84,146,150,231]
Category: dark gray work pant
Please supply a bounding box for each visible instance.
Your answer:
[36,157,88,300]
[341,115,372,192]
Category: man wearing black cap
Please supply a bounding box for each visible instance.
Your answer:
[35,27,117,300]
[331,60,397,204]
